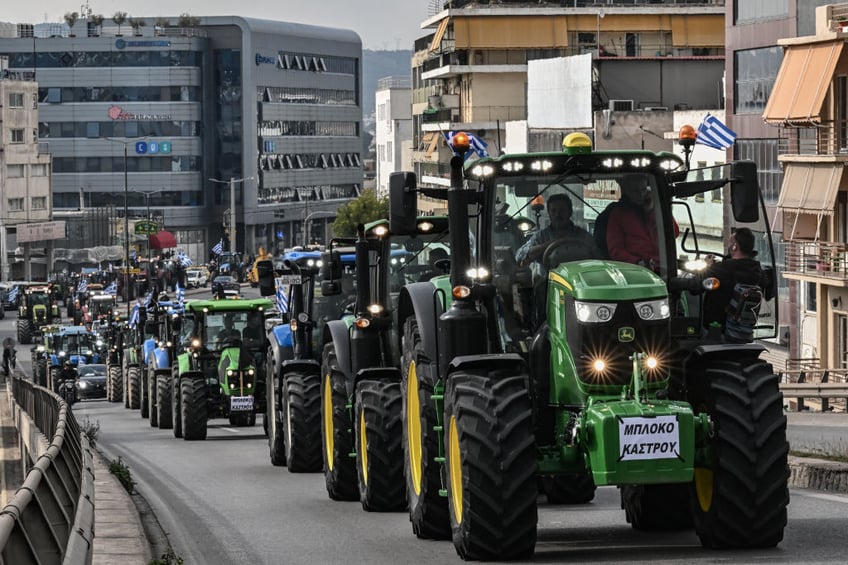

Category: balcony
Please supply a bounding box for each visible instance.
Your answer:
[777,122,848,159]
[782,240,848,285]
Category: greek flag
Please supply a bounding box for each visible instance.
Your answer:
[129,302,140,329]
[77,280,88,295]
[696,113,737,150]
[275,278,289,314]
[212,238,224,256]
[444,131,489,159]
[104,280,118,295]
[175,281,185,306]
[143,291,153,308]
[177,253,193,268]
[6,286,18,304]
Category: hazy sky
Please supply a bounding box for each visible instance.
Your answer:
[4,0,435,49]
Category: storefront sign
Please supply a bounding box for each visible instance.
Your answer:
[17,221,66,243]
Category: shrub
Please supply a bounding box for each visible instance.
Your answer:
[108,456,136,494]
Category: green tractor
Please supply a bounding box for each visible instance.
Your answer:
[389,131,788,559]
[172,298,272,440]
[319,217,453,510]
[17,285,61,344]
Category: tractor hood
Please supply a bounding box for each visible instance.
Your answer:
[549,260,667,302]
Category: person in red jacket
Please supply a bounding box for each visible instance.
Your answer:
[605,175,677,270]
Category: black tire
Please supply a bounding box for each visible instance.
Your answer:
[444,369,537,560]
[541,472,597,505]
[691,358,789,548]
[355,379,405,512]
[267,372,286,467]
[109,366,123,403]
[157,373,173,429]
[147,369,158,427]
[181,377,207,441]
[140,369,149,418]
[36,359,47,388]
[172,369,183,439]
[283,372,322,472]
[401,317,450,539]
[320,344,358,500]
[17,319,33,345]
[621,483,693,530]
[127,366,141,410]
[229,413,249,426]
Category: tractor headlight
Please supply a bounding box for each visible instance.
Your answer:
[367,303,383,315]
[297,312,309,324]
[227,369,235,377]
[190,338,201,349]
[591,358,607,373]
[229,382,236,389]
[633,298,670,321]
[574,301,616,323]
[247,368,255,376]
[59,350,66,357]
[645,356,660,370]
[466,267,490,280]
[246,382,253,389]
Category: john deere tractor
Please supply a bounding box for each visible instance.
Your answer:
[17,285,61,344]
[388,131,787,560]
[318,218,451,511]
[172,298,271,440]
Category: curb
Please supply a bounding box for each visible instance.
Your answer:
[788,455,848,493]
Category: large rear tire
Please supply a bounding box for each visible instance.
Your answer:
[356,379,405,512]
[140,369,149,419]
[181,377,207,441]
[444,369,537,560]
[283,372,322,472]
[401,317,450,539]
[127,366,141,410]
[172,370,183,439]
[17,319,33,345]
[691,358,789,548]
[147,368,158,427]
[157,373,173,429]
[267,372,286,467]
[321,344,358,500]
[621,483,692,530]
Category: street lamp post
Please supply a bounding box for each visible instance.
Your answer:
[133,189,163,293]
[209,176,253,252]
[303,211,335,247]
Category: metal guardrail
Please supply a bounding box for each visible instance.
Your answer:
[0,377,94,564]
[778,359,848,411]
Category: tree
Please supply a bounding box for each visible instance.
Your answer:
[90,14,104,36]
[155,17,170,36]
[178,13,201,28]
[129,17,146,36]
[331,190,389,237]
[64,12,79,35]
[112,11,127,35]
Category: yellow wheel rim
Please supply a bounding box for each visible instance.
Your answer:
[694,468,713,511]
[448,415,463,524]
[323,373,334,470]
[407,360,422,495]
[359,409,369,486]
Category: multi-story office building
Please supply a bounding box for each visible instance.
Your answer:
[375,76,413,196]
[0,15,362,260]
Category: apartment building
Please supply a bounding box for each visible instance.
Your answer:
[375,76,413,196]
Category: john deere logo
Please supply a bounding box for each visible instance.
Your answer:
[618,327,635,342]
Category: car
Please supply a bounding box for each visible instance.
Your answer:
[186,268,209,289]
[211,275,240,299]
[76,363,108,400]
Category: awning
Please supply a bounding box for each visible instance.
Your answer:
[429,18,449,52]
[763,40,844,124]
[776,163,843,216]
[149,230,177,249]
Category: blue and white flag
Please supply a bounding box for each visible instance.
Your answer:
[6,286,18,304]
[104,280,118,295]
[175,281,185,306]
[275,278,289,314]
[77,279,88,295]
[143,291,153,308]
[212,238,224,256]
[696,114,737,150]
[129,302,140,329]
[444,131,489,159]
[177,253,193,268]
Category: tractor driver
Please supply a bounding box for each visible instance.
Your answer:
[219,317,241,341]
[515,193,597,271]
[242,312,265,347]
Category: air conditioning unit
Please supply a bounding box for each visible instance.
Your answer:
[609,99,634,111]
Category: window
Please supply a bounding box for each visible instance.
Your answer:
[7,198,24,212]
[736,139,781,204]
[10,129,24,143]
[8,92,24,108]
[7,164,24,178]
[31,196,46,210]
[735,47,783,115]
[46,88,61,103]
[31,164,48,176]
[735,0,789,25]
[86,122,100,138]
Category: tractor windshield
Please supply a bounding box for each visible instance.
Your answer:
[205,311,264,349]
[29,292,51,307]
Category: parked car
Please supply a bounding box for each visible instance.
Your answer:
[211,275,240,299]
[76,364,108,400]
[186,268,209,289]
[0,283,17,312]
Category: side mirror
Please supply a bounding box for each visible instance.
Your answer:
[320,251,342,296]
[730,160,760,223]
[389,172,418,236]
[321,280,341,296]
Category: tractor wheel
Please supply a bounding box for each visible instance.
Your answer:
[355,379,405,512]
[181,377,207,441]
[123,360,130,408]
[541,472,597,505]
[401,317,450,539]
[172,370,183,439]
[140,370,149,418]
[444,369,537,561]
[267,372,286,467]
[109,366,123,403]
[157,373,173,429]
[247,411,256,426]
[691,358,789,548]
[621,483,692,530]
[229,413,249,426]
[283,372,322,472]
[17,319,33,345]
[321,344,358,500]
[127,367,141,410]
[36,359,47,388]
[147,369,158,427]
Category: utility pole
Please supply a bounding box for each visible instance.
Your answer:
[209,176,253,253]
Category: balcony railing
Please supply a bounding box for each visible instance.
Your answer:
[782,240,848,280]
[777,122,848,157]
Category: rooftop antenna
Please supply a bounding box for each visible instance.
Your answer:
[80,0,92,19]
